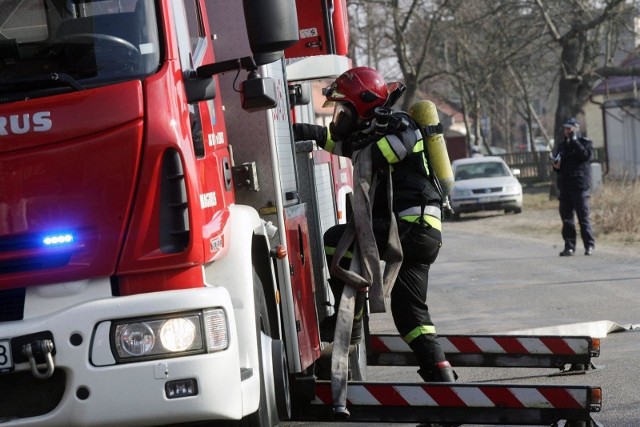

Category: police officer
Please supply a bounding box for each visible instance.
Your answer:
[293,66,455,383]
[552,117,596,256]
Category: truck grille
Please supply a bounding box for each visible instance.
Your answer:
[0,288,25,322]
[471,187,503,194]
[159,149,190,253]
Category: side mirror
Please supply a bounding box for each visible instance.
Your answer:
[243,0,299,65]
[288,83,310,106]
[184,71,216,103]
[241,73,277,112]
[511,168,521,178]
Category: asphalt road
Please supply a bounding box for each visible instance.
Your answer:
[284,215,640,426]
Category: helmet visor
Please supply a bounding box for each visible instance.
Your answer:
[330,102,357,140]
[322,81,345,108]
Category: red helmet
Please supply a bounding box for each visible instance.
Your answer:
[323,67,394,119]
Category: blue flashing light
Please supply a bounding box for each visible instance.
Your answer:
[43,233,75,247]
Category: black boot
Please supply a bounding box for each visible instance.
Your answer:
[410,334,457,382]
[417,361,459,426]
[417,360,457,382]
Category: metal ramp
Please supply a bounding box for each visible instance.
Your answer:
[295,381,602,425]
[290,331,603,425]
[369,333,600,369]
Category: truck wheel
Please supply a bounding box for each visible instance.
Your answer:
[271,338,291,419]
[243,271,289,427]
[228,273,280,427]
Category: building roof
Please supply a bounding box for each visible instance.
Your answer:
[592,50,640,95]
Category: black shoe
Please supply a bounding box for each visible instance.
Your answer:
[320,314,363,344]
[559,248,575,256]
[585,246,595,256]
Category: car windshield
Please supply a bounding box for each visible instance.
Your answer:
[455,161,510,180]
[0,0,160,103]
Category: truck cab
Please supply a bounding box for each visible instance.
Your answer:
[0,1,300,425]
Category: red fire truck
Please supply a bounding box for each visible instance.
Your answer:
[0,1,602,426]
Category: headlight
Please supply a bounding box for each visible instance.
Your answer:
[160,318,197,352]
[111,310,227,362]
[118,322,156,356]
[505,185,521,194]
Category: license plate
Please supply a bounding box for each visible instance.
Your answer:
[482,196,499,203]
[0,339,13,373]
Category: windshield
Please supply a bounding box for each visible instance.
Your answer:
[0,0,160,103]
[454,161,510,181]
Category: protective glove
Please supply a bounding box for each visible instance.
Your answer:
[292,123,327,145]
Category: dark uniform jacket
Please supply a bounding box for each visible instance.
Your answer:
[555,135,593,192]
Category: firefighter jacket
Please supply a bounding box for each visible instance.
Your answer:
[322,112,443,230]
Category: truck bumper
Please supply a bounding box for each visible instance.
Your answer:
[0,285,253,426]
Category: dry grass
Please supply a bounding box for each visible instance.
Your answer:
[591,177,640,244]
[521,179,640,247]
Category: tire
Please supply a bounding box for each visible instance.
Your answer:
[271,339,291,420]
[234,272,286,426]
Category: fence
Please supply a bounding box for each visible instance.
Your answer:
[499,148,606,186]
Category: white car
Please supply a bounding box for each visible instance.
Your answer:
[449,156,523,219]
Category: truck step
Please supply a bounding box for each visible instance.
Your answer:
[296,381,601,425]
[369,333,600,369]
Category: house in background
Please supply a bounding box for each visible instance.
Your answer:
[427,96,471,161]
[587,50,640,178]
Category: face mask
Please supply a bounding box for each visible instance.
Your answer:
[330,103,357,140]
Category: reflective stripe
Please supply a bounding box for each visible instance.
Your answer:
[377,136,402,164]
[411,138,432,176]
[325,245,353,259]
[324,136,336,153]
[421,152,431,176]
[413,137,424,153]
[404,325,437,344]
[398,206,441,218]
[401,215,441,231]
[386,134,408,159]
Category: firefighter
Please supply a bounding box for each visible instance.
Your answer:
[293,66,455,383]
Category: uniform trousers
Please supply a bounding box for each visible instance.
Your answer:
[323,218,446,368]
[558,188,595,251]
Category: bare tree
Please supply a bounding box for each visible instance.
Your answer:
[532,0,631,141]
[346,0,640,152]
[347,0,455,111]
[438,1,556,150]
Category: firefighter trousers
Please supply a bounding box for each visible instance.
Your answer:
[323,218,447,374]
